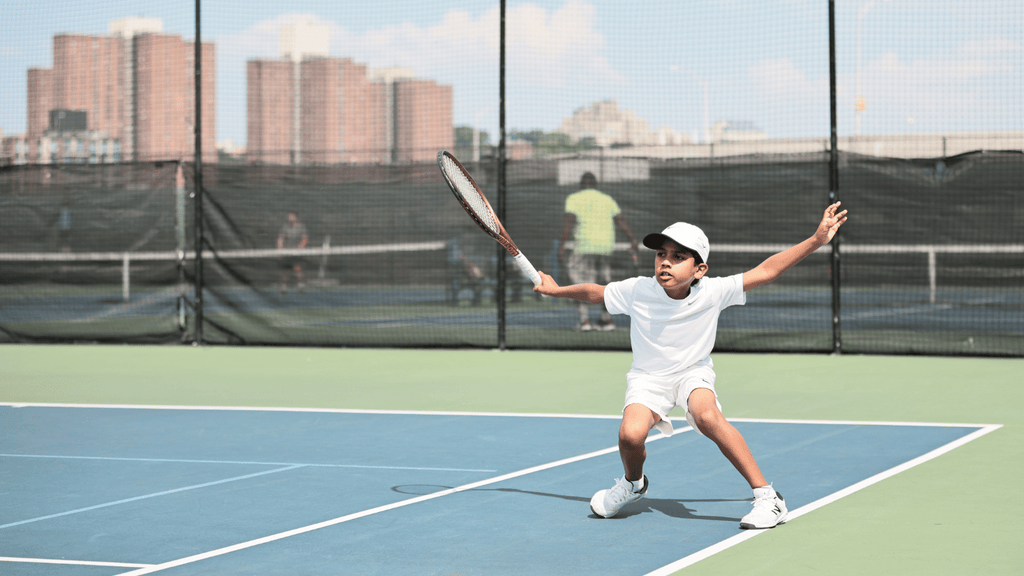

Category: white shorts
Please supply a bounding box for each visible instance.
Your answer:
[623,361,722,437]
[567,253,612,285]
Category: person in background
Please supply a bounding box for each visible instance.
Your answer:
[559,172,638,331]
[277,211,309,294]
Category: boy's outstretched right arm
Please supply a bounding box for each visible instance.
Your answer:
[533,271,606,304]
[743,201,848,291]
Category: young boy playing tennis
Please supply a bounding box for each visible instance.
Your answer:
[533,202,847,529]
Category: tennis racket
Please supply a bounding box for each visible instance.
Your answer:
[437,150,542,286]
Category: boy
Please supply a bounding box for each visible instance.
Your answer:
[533,202,847,529]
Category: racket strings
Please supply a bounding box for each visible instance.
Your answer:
[440,156,500,235]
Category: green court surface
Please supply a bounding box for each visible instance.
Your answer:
[2,345,1021,575]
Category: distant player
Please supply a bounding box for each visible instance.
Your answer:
[277,211,309,294]
[535,202,848,528]
[559,172,638,331]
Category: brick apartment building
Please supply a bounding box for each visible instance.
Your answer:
[247,57,453,165]
[12,17,216,164]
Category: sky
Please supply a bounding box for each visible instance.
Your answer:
[1,0,1021,148]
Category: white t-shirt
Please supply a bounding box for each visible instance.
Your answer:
[604,274,746,376]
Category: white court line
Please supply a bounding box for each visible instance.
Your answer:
[0,403,998,429]
[0,453,495,473]
[0,465,304,530]
[728,417,995,428]
[0,556,153,568]
[0,402,624,420]
[643,423,1002,576]
[112,435,674,576]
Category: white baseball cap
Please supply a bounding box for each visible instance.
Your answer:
[642,222,710,263]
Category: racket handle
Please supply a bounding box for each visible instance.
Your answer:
[513,252,542,286]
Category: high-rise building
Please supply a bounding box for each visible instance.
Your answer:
[299,58,389,165]
[24,18,216,163]
[247,24,452,165]
[247,60,295,165]
[393,79,454,163]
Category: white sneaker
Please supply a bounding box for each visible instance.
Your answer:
[575,321,594,332]
[590,475,648,518]
[740,485,788,529]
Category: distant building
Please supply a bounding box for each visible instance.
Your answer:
[654,126,690,146]
[558,100,685,148]
[22,17,216,164]
[710,121,767,142]
[507,140,535,160]
[247,25,452,165]
[1,135,30,165]
[3,110,121,165]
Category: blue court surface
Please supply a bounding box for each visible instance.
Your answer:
[0,405,997,576]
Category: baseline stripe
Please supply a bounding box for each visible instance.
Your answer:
[0,403,1000,430]
[0,465,305,530]
[0,557,153,568]
[0,402,623,420]
[0,453,494,473]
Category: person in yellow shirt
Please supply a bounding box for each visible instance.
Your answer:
[558,172,638,331]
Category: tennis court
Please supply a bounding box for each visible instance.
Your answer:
[3,0,1022,573]
[1,346,1021,576]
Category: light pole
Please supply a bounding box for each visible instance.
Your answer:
[856,0,890,137]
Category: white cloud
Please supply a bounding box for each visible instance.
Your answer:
[844,47,1021,133]
[215,2,624,140]
[505,1,625,88]
[749,58,822,99]
[220,2,620,89]
[747,58,830,134]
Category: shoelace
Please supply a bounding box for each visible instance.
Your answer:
[607,477,638,505]
[751,493,781,514]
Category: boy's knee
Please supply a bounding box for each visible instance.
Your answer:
[687,389,724,435]
[618,422,648,449]
[689,406,723,434]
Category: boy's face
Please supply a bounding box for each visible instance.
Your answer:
[654,239,708,299]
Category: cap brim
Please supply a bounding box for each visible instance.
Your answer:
[642,233,670,250]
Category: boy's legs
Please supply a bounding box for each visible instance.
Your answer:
[618,403,660,482]
[686,388,766,488]
[590,402,657,518]
[688,387,787,528]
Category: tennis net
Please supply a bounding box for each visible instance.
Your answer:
[3,241,1021,355]
[0,241,452,345]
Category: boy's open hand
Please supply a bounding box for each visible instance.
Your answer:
[815,202,848,244]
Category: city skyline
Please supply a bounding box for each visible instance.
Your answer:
[2,0,1021,149]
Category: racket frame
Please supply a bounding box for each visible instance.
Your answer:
[437,150,541,286]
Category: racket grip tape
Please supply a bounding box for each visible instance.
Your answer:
[513,253,542,286]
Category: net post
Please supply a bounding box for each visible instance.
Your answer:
[175,162,187,334]
[828,0,842,354]
[122,253,130,301]
[928,249,937,304]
